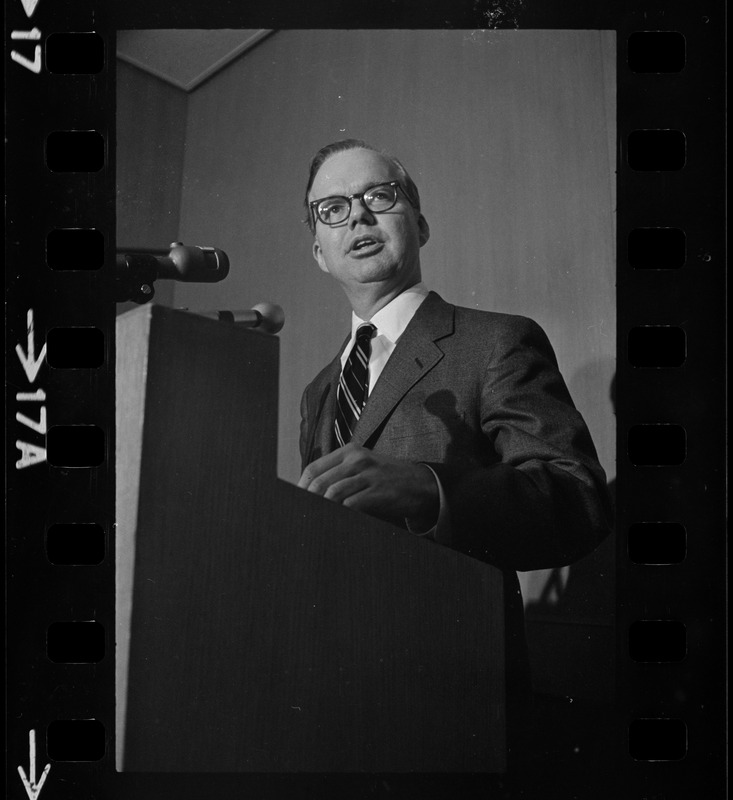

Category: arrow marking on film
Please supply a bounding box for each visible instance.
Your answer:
[17,730,51,800]
[15,309,46,384]
[20,0,41,18]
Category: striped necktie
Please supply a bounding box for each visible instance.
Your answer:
[334,323,376,447]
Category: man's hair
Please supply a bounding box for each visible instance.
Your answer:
[303,139,421,234]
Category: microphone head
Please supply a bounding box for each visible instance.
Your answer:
[166,244,230,282]
[252,302,285,334]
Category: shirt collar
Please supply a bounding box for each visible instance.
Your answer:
[350,283,429,344]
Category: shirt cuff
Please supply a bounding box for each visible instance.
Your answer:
[405,464,452,544]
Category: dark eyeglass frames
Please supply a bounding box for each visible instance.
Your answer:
[310,181,407,227]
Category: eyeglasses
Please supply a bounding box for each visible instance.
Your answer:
[309,181,406,227]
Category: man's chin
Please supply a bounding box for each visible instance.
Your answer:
[354,266,401,285]
[336,255,418,290]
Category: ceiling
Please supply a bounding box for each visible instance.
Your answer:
[116,29,273,92]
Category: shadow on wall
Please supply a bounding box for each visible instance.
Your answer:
[523,368,616,701]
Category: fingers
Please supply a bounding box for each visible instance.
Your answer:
[298,443,368,489]
[299,444,383,509]
[310,466,382,515]
[323,474,370,504]
[297,446,347,489]
[298,445,439,523]
[299,445,368,499]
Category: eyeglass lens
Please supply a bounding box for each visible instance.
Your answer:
[317,183,398,225]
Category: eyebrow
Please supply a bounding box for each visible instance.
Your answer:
[313,179,395,199]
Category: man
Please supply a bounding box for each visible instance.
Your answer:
[298,139,613,696]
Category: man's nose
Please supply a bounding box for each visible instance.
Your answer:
[348,196,376,227]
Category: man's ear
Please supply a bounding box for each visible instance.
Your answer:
[312,238,329,273]
[418,214,430,247]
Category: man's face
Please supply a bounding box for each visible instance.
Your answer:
[309,148,429,297]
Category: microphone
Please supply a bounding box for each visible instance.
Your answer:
[116,243,230,283]
[193,302,285,334]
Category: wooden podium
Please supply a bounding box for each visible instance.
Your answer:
[116,305,506,772]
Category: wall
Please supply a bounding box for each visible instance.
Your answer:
[116,60,188,311]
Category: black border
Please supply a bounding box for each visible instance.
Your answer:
[6,1,726,798]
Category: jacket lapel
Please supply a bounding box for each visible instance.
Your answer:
[351,292,455,448]
[313,363,338,458]
[305,335,349,464]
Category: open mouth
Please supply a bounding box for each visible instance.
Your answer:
[349,236,383,254]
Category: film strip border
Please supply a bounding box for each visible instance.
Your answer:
[5,3,725,798]
[617,17,726,796]
[7,0,116,794]
[6,2,116,798]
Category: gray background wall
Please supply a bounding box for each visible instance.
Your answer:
[117,29,616,698]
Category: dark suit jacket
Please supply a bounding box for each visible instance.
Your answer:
[300,291,613,692]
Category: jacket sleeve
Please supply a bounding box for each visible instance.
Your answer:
[427,316,613,572]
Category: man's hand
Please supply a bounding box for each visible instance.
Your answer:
[298,443,439,530]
